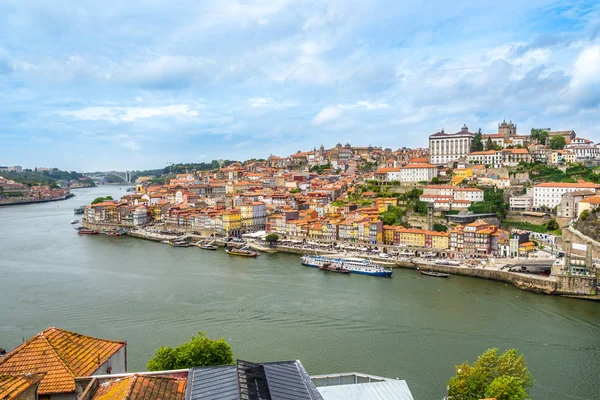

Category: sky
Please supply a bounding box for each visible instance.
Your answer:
[0,0,599,171]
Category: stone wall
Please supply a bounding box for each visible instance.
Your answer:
[505,211,551,225]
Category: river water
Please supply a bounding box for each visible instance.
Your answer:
[1,186,599,399]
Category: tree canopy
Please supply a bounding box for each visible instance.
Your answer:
[549,135,566,150]
[147,331,234,371]
[447,348,532,400]
[530,128,549,144]
[265,233,279,243]
[471,129,484,152]
[91,196,113,204]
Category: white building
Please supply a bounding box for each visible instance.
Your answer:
[467,150,502,167]
[374,167,401,182]
[509,195,533,211]
[565,137,600,160]
[399,163,438,182]
[533,182,600,209]
[429,125,475,165]
[454,188,484,202]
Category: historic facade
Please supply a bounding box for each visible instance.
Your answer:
[428,125,475,165]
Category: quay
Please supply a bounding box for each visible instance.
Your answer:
[0,193,75,207]
[80,221,599,300]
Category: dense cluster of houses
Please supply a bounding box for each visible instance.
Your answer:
[82,120,599,257]
[0,176,70,202]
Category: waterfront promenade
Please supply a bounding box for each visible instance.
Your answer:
[93,223,600,299]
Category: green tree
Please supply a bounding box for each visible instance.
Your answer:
[447,348,532,400]
[546,219,559,231]
[91,196,113,204]
[471,129,484,152]
[433,223,447,232]
[430,177,442,184]
[413,200,428,215]
[289,188,301,194]
[147,331,234,371]
[379,211,398,226]
[530,128,549,144]
[485,137,494,151]
[265,233,279,243]
[549,135,566,149]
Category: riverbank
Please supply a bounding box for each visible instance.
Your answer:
[0,193,75,207]
[80,222,599,300]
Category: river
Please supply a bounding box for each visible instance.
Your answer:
[1,186,598,399]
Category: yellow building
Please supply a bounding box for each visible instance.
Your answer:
[430,231,450,249]
[398,228,426,247]
[375,198,398,213]
[452,168,472,186]
[222,209,241,235]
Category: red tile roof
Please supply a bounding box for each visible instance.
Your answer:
[0,374,43,399]
[90,375,187,400]
[0,327,126,395]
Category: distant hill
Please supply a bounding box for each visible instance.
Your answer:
[1,169,95,187]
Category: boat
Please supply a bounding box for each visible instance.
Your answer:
[76,227,98,235]
[170,240,190,247]
[198,242,218,251]
[70,219,79,224]
[301,255,392,277]
[106,229,126,236]
[419,270,450,278]
[318,262,351,274]
[73,206,85,215]
[225,246,258,257]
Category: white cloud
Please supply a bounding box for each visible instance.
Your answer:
[248,97,295,109]
[54,104,200,123]
[312,106,343,125]
[312,101,389,125]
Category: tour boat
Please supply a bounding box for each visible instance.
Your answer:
[225,246,258,257]
[73,206,85,214]
[170,240,190,247]
[301,255,392,277]
[419,270,450,278]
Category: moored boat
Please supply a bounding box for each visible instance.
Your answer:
[73,206,85,214]
[225,246,258,257]
[419,270,450,278]
[170,240,190,247]
[198,242,218,250]
[76,227,98,235]
[70,219,80,224]
[318,262,351,274]
[301,255,392,277]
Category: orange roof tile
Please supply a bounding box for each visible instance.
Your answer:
[0,327,126,395]
[535,182,599,188]
[0,374,43,399]
[375,167,401,173]
[402,163,436,169]
[90,374,187,400]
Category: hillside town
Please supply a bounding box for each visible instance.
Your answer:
[0,176,71,205]
[80,121,600,262]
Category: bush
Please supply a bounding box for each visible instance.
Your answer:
[580,210,590,221]
[147,332,234,371]
[433,223,448,232]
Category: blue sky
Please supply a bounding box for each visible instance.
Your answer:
[0,0,599,171]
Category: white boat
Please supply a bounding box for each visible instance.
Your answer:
[70,219,79,224]
[301,255,392,277]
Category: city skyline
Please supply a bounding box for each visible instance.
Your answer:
[0,1,599,170]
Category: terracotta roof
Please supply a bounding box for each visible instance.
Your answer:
[90,374,187,400]
[534,182,599,189]
[502,148,529,154]
[469,150,499,155]
[402,163,436,169]
[580,196,600,205]
[375,168,401,173]
[0,374,43,399]
[0,327,126,395]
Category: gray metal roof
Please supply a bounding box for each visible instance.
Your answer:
[186,360,323,400]
[317,380,415,400]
